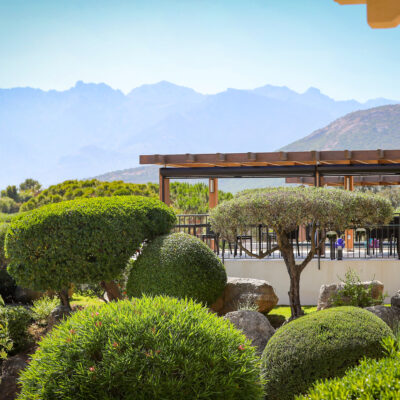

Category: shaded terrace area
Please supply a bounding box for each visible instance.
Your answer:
[140,149,400,261]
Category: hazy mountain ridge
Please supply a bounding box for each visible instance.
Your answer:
[1,80,397,187]
[281,104,400,151]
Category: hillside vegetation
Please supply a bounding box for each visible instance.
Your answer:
[10,179,233,214]
[282,104,400,151]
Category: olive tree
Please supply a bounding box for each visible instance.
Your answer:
[210,187,393,319]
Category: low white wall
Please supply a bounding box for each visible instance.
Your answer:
[224,258,400,305]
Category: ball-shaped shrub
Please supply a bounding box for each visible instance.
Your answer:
[297,345,400,399]
[5,196,176,291]
[18,296,264,400]
[126,232,227,306]
[261,306,394,400]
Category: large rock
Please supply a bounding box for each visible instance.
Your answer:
[13,286,43,304]
[317,280,384,311]
[211,277,279,315]
[48,305,71,326]
[365,305,400,331]
[391,290,400,309]
[0,354,28,400]
[224,310,275,355]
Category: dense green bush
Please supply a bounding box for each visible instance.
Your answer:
[331,269,384,308]
[18,179,233,214]
[0,304,32,354]
[0,223,16,302]
[18,296,264,400]
[297,336,400,399]
[127,232,227,306]
[6,196,176,292]
[31,295,59,325]
[261,306,393,400]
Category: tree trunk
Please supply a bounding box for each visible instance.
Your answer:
[288,270,304,319]
[59,288,71,311]
[278,233,305,320]
[100,281,123,301]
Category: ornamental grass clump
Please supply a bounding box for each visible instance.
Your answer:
[5,196,176,308]
[126,232,227,306]
[261,306,393,400]
[18,296,264,400]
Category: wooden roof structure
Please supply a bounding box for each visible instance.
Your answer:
[140,149,400,206]
[140,149,400,177]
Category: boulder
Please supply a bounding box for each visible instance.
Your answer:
[365,305,400,331]
[317,280,384,311]
[13,286,43,304]
[48,305,71,326]
[391,290,400,309]
[211,277,279,315]
[224,310,275,355]
[0,354,28,400]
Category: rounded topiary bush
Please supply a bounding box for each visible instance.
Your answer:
[261,306,394,400]
[297,348,400,399]
[5,196,176,291]
[18,296,264,400]
[0,223,16,301]
[126,232,227,306]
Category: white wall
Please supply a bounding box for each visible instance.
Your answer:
[224,258,400,305]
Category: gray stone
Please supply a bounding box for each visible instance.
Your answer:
[211,277,279,315]
[48,305,71,326]
[317,280,384,311]
[391,290,400,309]
[13,286,43,304]
[365,305,400,331]
[0,354,28,400]
[224,310,275,355]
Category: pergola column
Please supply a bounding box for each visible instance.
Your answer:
[209,178,218,209]
[159,169,170,206]
[344,176,354,250]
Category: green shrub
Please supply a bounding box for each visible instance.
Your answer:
[0,223,16,302]
[31,295,59,325]
[297,336,400,399]
[0,304,32,354]
[126,232,227,306]
[18,296,264,400]
[6,196,176,292]
[331,269,384,308]
[261,306,393,400]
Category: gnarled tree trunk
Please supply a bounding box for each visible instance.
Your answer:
[100,281,123,301]
[58,288,71,311]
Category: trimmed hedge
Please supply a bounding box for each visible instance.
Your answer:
[0,223,16,302]
[0,305,32,354]
[5,196,176,291]
[297,337,400,399]
[126,232,227,306]
[18,296,264,400]
[261,306,393,400]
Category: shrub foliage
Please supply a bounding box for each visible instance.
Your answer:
[5,196,176,291]
[18,296,264,400]
[297,336,400,399]
[261,306,394,400]
[127,232,227,306]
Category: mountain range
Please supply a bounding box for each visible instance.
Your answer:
[1,80,397,188]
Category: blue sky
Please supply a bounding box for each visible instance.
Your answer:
[1,0,399,101]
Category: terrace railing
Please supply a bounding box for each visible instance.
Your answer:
[173,214,400,261]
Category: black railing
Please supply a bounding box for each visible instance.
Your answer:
[173,214,400,260]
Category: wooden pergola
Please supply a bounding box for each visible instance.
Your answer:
[140,149,400,208]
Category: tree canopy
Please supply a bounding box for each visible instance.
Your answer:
[210,187,393,318]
